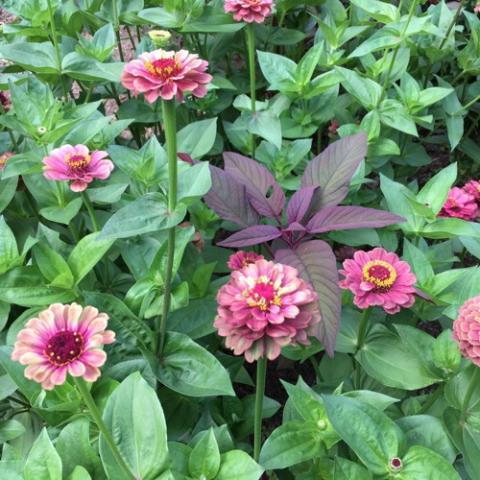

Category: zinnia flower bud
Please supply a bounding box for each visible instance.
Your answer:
[11,303,115,390]
[0,90,11,112]
[148,30,172,48]
[453,295,480,366]
[121,49,212,103]
[224,0,274,23]
[43,144,114,192]
[214,259,321,362]
[228,251,264,270]
[339,248,417,314]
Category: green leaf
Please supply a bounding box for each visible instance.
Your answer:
[296,43,322,86]
[24,429,62,480]
[0,42,59,74]
[379,99,418,136]
[32,242,74,289]
[335,67,382,109]
[259,421,325,469]
[323,394,404,475]
[402,239,434,286]
[350,0,398,23]
[188,429,220,479]
[432,330,461,374]
[68,466,92,480]
[334,457,372,480]
[154,332,234,397]
[0,216,19,275]
[0,419,25,443]
[177,118,217,159]
[67,233,114,285]
[99,193,186,240]
[100,373,169,480]
[257,51,297,91]
[400,445,460,479]
[421,218,480,239]
[216,451,263,480]
[0,177,18,213]
[248,111,282,150]
[177,162,212,204]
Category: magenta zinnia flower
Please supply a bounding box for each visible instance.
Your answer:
[339,248,417,314]
[224,0,273,23]
[438,187,478,220]
[121,49,212,103]
[43,144,114,192]
[11,303,115,390]
[463,180,480,202]
[214,259,321,362]
[228,251,264,271]
[453,296,480,366]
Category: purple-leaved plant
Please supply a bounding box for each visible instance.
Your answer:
[204,133,404,355]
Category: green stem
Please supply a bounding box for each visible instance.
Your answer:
[461,367,480,423]
[81,191,99,232]
[380,0,418,102]
[157,100,177,357]
[46,0,68,100]
[454,93,480,115]
[74,378,135,480]
[253,357,267,462]
[354,308,371,389]
[111,0,125,63]
[245,23,257,158]
[84,84,93,103]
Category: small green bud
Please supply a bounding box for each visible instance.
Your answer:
[37,126,47,136]
[148,30,172,48]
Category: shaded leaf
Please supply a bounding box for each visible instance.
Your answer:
[218,225,282,248]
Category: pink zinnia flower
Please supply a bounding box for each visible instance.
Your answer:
[438,187,478,220]
[339,248,417,314]
[228,251,264,270]
[121,49,212,103]
[463,180,480,202]
[224,0,273,23]
[0,151,13,171]
[11,303,115,390]
[475,4,480,14]
[214,259,321,362]
[453,296,480,366]
[43,144,114,192]
[0,91,11,112]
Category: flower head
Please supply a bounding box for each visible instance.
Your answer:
[148,30,172,48]
[463,180,480,202]
[214,259,321,362]
[0,91,11,112]
[228,251,264,270]
[11,303,115,390]
[339,248,416,314]
[0,151,13,171]
[121,49,212,103]
[475,3,480,14]
[43,144,114,192]
[438,187,478,220]
[224,0,273,23]
[453,295,480,366]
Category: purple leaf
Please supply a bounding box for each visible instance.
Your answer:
[204,166,259,228]
[306,206,404,234]
[223,152,285,218]
[287,186,316,224]
[302,133,367,210]
[275,240,340,357]
[218,225,282,248]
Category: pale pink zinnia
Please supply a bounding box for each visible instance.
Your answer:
[121,49,212,103]
[214,259,321,362]
[224,0,273,23]
[11,303,115,390]
[453,296,480,366]
[43,144,114,192]
[339,248,416,314]
[438,187,478,220]
[228,251,264,270]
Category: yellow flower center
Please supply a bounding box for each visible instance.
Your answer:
[362,260,397,290]
[245,276,282,311]
[144,57,179,80]
[67,153,91,170]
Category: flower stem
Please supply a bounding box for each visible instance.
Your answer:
[73,377,135,480]
[81,191,99,232]
[245,23,257,158]
[157,100,177,357]
[253,356,267,462]
[461,367,480,423]
[111,0,125,63]
[354,308,371,389]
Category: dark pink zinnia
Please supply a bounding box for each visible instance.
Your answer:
[453,296,480,366]
[339,248,417,314]
[228,251,264,270]
[438,187,478,220]
[121,49,212,103]
[463,180,480,202]
[224,0,273,23]
[214,259,321,362]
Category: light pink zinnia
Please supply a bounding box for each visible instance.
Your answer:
[228,251,264,270]
[11,303,115,390]
[339,248,417,314]
[453,296,480,366]
[121,49,212,103]
[43,144,114,192]
[438,187,478,220]
[214,259,321,362]
[224,0,273,23]
[475,4,480,14]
